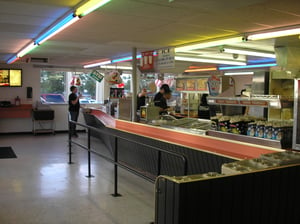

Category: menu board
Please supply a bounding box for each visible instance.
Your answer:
[197,79,208,91]
[176,78,208,91]
[186,79,196,91]
[0,69,9,86]
[176,79,186,91]
[0,69,22,87]
[9,69,22,86]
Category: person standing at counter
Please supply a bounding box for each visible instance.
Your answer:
[198,94,210,119]
[137,88,147,110]
[155,89,172,114]
[68,85,81,137]
[154,84,170,106]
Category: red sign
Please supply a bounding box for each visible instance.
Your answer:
[140,51,154,71]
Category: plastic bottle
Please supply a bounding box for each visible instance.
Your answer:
[15,96,21,106]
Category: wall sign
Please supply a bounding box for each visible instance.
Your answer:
[140,51,154,71]
[157,48,175,69]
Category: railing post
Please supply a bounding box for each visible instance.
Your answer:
[86,128,94,178]
[157,151,162,176]
[112,137,121,197]
[68,117,73,164]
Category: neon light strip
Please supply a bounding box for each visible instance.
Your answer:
[83,60,111,68]
[17,42,38,57]
[111,54,142,63]
[247,27,300,40]
[7,55,19,64]
[35,13,78,44]
[175,36,244,52]
[101,65,133,70]
[247,58,276,64]
[224,72,254,76]
[185,67,217,72]
[175,56,246,66]
[219,63,277,70]
[222,48,276,58]
[76,0,111,17]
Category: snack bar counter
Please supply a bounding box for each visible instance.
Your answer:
[86,108,282,160]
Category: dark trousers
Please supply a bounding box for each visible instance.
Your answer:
[69,111,79,135]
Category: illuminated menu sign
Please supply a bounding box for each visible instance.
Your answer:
[0,69,22,87]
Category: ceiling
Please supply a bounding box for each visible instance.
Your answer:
[0,0,300,70]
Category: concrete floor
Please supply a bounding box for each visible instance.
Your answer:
[0,133,155,224]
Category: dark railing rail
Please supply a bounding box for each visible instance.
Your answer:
[68,118,188,196]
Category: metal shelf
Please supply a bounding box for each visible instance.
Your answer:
[207,95,282,109]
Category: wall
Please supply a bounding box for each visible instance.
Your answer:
[0,63,40,104]
[0,63,85,133]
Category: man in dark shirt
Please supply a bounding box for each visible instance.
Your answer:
[154,84,170,106]
[155,89,172,114]
[137,88,147,110]
[68,86,81,137]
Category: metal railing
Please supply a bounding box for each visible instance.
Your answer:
[68,118,188,197]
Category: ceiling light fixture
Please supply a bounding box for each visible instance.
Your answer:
[17,42,38,58]
[184,67,217,72]
[7,55,19,64]
[83,60,111,68]
[175,36,245,52]
[219,63,277,70]
[175,56,246,66]
[247,58,276,64]
[111,55,142,63]
[247,27,300,40]
[100,65,133,70]
[75,0,111,17]
[224,71,254,76]
[222,48,276,58]
[35,13,79,45]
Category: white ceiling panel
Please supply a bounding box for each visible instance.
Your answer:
[0,0,299,68]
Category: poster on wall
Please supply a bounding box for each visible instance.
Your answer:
[140,51,154,71]
[207,75,221,96]
[176,79,186,91]
[197,78,208,91]
[186,79,196,91]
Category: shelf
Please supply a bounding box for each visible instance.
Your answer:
[207,95,282,109]
[0,104,32,118]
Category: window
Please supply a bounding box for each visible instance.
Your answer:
[40,70,99,104]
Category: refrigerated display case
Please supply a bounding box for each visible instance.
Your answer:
[293,79,300,150]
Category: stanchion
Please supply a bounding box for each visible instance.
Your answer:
[68,118,74,164]
[86,129,94,178]
[112,137,121,197]
[157,151,161,176]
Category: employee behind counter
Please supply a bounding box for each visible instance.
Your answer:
[154,89,172,115]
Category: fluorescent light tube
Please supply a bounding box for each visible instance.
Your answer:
[101,65,133,70]
[247,27,300,40]
[219,63,277,70]
[83,60,111,68]
[175,36,244,52]
[111,55,142,63]
[17,42,38,57]
[175,56,246,66]
[248,58,276,64]
[7,55,19,64]
[185,67,217,72]
[224,71,254,76]
[35,13,79,45]
[222,48,276,58]
[76,0,111,17]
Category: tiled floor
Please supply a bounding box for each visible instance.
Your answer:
[0,133,155,224]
